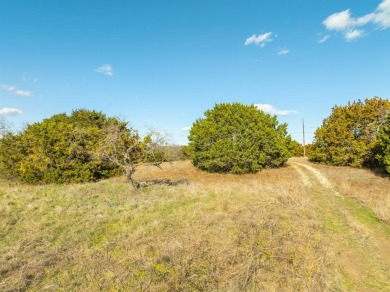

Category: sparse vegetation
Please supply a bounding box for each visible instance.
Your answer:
[1,101,389,291]
[97,124,170,188]
[1,159,389,291]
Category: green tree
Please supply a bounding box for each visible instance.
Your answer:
[0,110,125,183]
[309,97,390,168]
[376,114,390,174]
[188,103,292,174]
[180,145,192,160]
[289,140,304,157]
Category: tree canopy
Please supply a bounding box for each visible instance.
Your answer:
[0,110,128,183]
[375,114,390,174]
[289,140,304,157]
[188,103,292,174]
[309,97,390,168]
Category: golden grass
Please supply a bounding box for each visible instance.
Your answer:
[302,160,390,224]
[289,158,390,290]
[3,160,381,291]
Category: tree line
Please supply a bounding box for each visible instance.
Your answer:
[0,110,168,185]
[0,97,389,185]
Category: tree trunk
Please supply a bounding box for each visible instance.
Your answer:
[125,167,139,188]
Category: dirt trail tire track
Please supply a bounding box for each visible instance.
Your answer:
[289,159,390,291]
[291,162,342,197]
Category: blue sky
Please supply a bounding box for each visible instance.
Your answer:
[1,0,389,145]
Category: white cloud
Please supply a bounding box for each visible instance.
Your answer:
[1,84,16,92]
[245,32,273,47]
[95,64,113,76]
[255,104,297,116]
[373,0,390,28]
[15,90,32,97]
[345,29,364,41]
[181,126,191,132]
[0,107,23,116]
[323,0,390,41]
[277,48,289,55]
[0,84,32,96]
[323,9,352,31]
[318,35,330,43]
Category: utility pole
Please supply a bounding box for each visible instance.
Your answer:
[302,119,306,157]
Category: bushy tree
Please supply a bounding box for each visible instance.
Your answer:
[180,145,192,160]
[289,140,304,157]
[188,103,292,174]
[376,114,390,174]
[0,110,126,183]
[309,97,390,168]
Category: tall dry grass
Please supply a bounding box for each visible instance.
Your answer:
[1,161,343,291]
[300,160,390,224]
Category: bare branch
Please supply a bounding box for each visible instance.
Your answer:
[96,122,172,187]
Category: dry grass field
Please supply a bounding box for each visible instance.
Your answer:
[1,158,389,291]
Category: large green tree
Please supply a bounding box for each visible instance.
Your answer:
[188,103,292,174]
[0,110,127,183]
[375,114,390,174]
[309,97,390,168]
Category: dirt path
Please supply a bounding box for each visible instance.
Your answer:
[289,158,390,291]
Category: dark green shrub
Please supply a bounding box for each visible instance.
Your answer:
[188,103,292,174]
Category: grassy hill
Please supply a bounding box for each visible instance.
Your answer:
[1,159,389,291]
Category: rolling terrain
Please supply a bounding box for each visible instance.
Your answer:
[1,158,389,291]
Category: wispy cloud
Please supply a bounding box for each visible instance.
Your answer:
[344,29,364,40]
[318,34,330,43]
[255,104,297,116]
[95,64,113,76]
[0,107,23,116]
[323,0,390,41]
[277,48,289,55]
[1,84,16,92]
[245,32,273,47]
[181,126,191,132]
[15,90,32,97]
[0,84,32,97]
